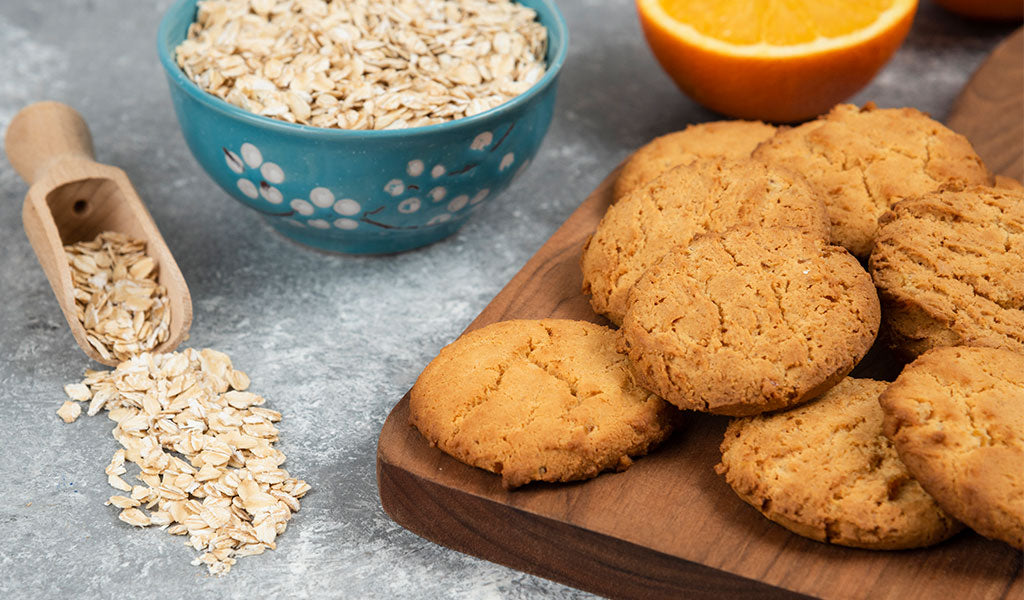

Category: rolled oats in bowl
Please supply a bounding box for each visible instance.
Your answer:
[175,0,549,130]
[159,0,567,253]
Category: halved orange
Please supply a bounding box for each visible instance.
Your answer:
[636,0,918,122]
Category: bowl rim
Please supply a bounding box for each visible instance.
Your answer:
[156,0,569,140]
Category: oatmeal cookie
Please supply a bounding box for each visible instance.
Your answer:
[880,346,1024,549]
[613,120,776,201]
[994,175,1023,191]
[409,319,678,489]
[582,157,830,325]
[718,377,961,549]
[618,227,879,416]
[870,185,1024,358]
[753,103,993,257]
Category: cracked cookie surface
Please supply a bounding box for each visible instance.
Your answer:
[613,120,777,202]
[869,185,1024,359]
[618,227,879,416]
[409,319,678,489]
[753,103,993,257]
[717,377,962,549]
[880,346,1024,550]
[582,157,830,325]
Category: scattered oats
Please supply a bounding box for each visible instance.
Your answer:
[56,401,82,423]
[107,495,141,509]
[288,479,311,498]
[64,231,171,362]
[269,489,300,512]
[253,519,278,545]
[167,523,188,536]
[66,348,308,576]
[119,508,152,527]
[64,383,92,402]
[196,463,222,481]
[150,511,173,528]
[175,0,548,130]
[108,473,133,492]
[131,485,157,503]
[229,369,250,391]
[87,388,113,416]
[105,450,127,476]
[234,543,266,557]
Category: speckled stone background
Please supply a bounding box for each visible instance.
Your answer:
[0,1,1017,598]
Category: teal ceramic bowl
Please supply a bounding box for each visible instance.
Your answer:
[157,0,567,254]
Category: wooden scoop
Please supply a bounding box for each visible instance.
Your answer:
[4,101,192,366]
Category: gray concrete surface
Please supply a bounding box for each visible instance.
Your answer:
[0,1,1016,598]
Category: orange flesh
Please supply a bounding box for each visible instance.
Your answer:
[657,0,898,45]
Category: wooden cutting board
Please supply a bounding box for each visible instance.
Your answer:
[377,29,1024,600]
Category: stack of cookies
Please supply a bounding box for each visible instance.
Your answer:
[409,103,1024,553]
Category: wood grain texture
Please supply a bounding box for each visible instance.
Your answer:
[948,27,1024,182]
[377,35,1024,600]
[4,101,193,366]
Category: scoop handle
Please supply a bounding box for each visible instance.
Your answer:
[4,101,97,185]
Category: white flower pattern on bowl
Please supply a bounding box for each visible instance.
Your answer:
[222,123,522,233]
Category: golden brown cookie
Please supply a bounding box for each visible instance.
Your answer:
[717,377,962,549]
[753,103,993,257]
[409,319,678,489]
[880,346,1024,550]
[613,120,777,202]
[869,185,1024,359]
[581,157,830,325]
[995,174,1024,191]
[618,227,879,416]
